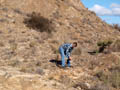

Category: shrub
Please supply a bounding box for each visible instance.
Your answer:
[97,40,113,47]
[110,70,120,88]
[110,40,120,52]
[20,67,27,72]
[95,67,120,89]
[0,41,4,47]
[90,83,109,90]
[97,40,113,53]
[109,65,120,88]
[51,46,59,54]
[10,43,17,53]
[24,12,55,34]
[95,71,109,84]
[29,41,37,47]
[112,24,120,31]
[10,60,20,67]
[50,43,59,54]
[35,68,45,75]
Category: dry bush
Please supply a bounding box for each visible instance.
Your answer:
[24,12,55,34]
[73,82,90,90]
[50,40,59,44]
[10,43,17,53]
[51,45,59,54]
[13,9,24,15]
[8,59,21,67]
[89,40,113,55]
[20,66,35,73]
[95,66,120,89]
[35,68,45,75]
[20,67,27,72]
[50,40,60,54]
[112,24,120,31]
[0,41,4,47]
[35,61,42,66]
[110,70,120,88]
[97,40,113,53]
[29,41,38,47]
[97,40,113,47]
[90,11,96,15]
[109,65,120,88]
[110,40,120,52]
[90,83,109,90]
[95,71,109,83]
[0,19,7,23]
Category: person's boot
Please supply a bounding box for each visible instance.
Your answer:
[68,65,73,68]
[58,65,67,69]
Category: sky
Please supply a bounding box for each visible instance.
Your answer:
[81,0,120,25]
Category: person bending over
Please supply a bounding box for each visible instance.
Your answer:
[59,42,77,68]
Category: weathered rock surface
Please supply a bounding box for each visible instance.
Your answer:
[0,0,120,90]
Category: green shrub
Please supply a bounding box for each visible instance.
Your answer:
[97,40,113,47]
[97,40,113,53]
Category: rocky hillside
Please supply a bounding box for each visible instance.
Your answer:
[0,0,120,90]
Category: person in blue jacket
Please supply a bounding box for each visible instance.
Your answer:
[59,42,77,68]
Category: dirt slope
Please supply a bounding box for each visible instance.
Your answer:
[0,0,120,90]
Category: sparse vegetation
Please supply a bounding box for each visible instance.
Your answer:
[97,40,113,53]
[50,44,59,54]
[95,71,109,84]
[0,19,7,23]
[1,0,120,90]
[112,24,120,31]
[35,61,42,66]
[10,59,21,67]
[24,12,56,34]
[110,70,120,88]
[73,82,90,90]
[20,67,27,72]
[110,39,120,52]
[89,40,113,55]
[35,68,45,75]
[20,66,35,73]
[97,40,113,47]
[90,83,109,90]
[50,40,59,44]
[95,67,120,89]
[29,41,38,47]
[10,43,17,53]
[0,41,4,47]
[48,76,54,80]
[52,47,59,54]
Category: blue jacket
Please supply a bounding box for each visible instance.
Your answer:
[61,43,73,58]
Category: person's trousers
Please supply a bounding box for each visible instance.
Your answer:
[59,47,71,67]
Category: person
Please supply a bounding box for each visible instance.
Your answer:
[59,42,77,68]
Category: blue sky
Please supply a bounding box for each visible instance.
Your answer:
[81,0,120,25]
